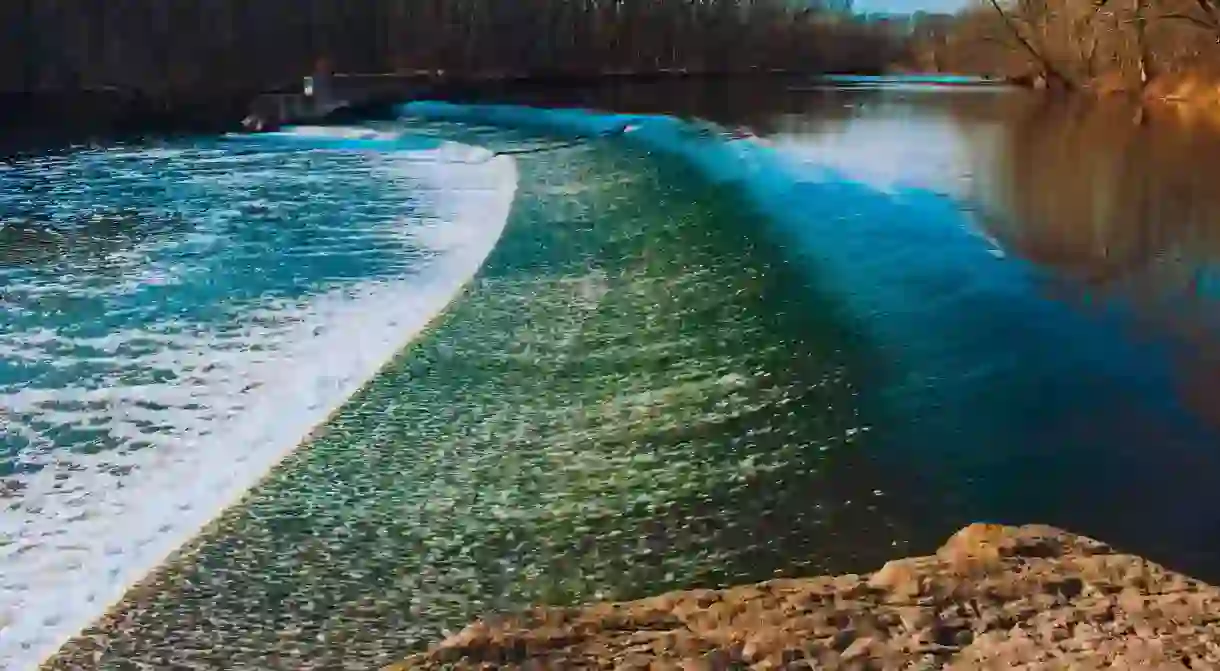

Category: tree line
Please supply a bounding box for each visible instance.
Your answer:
[909,0,1220,90]
[0,0,901,100]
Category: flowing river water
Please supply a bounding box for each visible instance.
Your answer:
[4,77,1220,668]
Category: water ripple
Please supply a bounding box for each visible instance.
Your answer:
[0,132,518,668]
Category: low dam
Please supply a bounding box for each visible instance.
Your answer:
[9,76,1220,669]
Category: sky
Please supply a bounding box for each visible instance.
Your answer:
[854,0,968,13]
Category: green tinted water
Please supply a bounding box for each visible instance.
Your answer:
[48,134,917,669]
[28,79,1220,670]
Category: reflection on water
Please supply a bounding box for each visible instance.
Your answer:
[486,78,1220,576]
[765,86,1220,435]
[504,79,1220,299]
[756,83,1220,579]
[976,98,1220,448]
[28,80,1220,668]
[762,85,1220,299]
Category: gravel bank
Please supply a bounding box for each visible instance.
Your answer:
[396,524,1220,670]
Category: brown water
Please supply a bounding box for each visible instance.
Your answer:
[761,80,1220,570]
[491,75,1220,570]
[763,81,1220,427]
[525,76,1220,426]
[503,77,1220,437]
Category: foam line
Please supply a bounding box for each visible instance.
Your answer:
[0,140,518,670]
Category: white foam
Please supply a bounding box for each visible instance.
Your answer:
[279,125,402,141]
[0,149,518,670]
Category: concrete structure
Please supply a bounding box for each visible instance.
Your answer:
[244,72,444,131]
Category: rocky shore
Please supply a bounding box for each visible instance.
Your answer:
[394,524,1220,670]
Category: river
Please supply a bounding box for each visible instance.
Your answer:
[5,77,1220,668]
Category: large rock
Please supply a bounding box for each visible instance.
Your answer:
[391,524,1220,670]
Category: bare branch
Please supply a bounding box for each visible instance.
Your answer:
[1156,12,1220,31]
[985,0,1073,85]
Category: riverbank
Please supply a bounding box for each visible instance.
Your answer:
[397,524,1220,669]
[999,69,1220,128]
[0,71,836,145]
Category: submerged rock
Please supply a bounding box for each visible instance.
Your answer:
[392,524,1220,670]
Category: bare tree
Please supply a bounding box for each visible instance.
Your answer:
[1155,0,1220,35]
[985,0,1074,86]
[930,0,1220,90]
[1132,0,1155,84]
[5,0,911,101]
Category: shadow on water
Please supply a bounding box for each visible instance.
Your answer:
[0,151,190,269]
[0,211,184,268]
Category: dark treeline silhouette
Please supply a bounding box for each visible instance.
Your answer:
[0,0,902,131]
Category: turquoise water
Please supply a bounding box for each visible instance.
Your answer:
[0,132,519,666]
[10,80,1220,668]
[44,119,900,670]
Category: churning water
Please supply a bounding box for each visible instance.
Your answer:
[0,130,517,667]
[12,79,1220,670]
